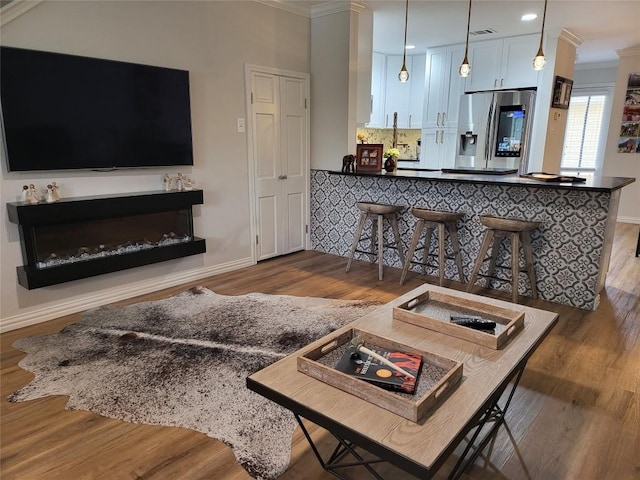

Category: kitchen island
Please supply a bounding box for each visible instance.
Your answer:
[309,169,635,309]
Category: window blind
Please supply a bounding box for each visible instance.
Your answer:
[561,91,608,171]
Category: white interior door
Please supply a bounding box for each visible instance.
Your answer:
[279,76,307,254]
[248,67,309,261]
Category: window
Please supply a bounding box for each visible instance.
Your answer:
[561,87,612,174]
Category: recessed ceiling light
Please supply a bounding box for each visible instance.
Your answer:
[405,45,416,50]
[521,13,538,21]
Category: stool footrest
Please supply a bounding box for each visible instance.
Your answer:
[423,253,460,261]
[480,264,533,272]
[476,274,513,284]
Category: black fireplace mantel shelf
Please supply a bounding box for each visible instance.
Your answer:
[7,189,204,225]
[7,189,206,289]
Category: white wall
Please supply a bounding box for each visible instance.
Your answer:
[0,0,310,330]
[603,47,640,223]
[541,33,577,173]
[310,2,372,170]
[310,5,352,170]
[573,63,617,85]
[528,29,579,173]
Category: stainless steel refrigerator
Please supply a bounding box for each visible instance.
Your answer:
[455,89,536,173]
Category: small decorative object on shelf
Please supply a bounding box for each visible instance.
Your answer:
[341,154,355,173]
[21,185,29,202]
[184,177,195,191]
[355,144,383,172]
[175,172,184,191]
[357,132,367,144]
[383,147,400,173]
[45,185,56,203]
[50,182,60,201]
[26,184,40,204]
[163,173,172,191]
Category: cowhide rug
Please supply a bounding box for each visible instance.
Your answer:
[9,287,379,480]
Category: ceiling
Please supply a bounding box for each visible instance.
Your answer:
[304,0,640,66]
[2,0,638,65]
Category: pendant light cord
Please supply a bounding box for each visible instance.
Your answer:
[398,0,410,81]
[402,0,409,63]
[464,0,472,57]
[538,0,548,51]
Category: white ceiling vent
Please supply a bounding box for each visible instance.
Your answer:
[470,28,497,36]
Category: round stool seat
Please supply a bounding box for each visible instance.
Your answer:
[468,215,540,303]
[480,215,540,232]
[347,201,405,281]
[356,202,404,215]
[400,208,465,286]
[411,208,464,223]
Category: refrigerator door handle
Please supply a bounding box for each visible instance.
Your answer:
[485,100,494,165]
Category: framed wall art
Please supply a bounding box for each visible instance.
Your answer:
[551,76,573,109]
[618,72,640,153]
[356,144,383,172]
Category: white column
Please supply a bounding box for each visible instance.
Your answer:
[310,2,371,170]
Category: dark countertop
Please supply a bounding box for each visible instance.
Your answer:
[327,169,635,193]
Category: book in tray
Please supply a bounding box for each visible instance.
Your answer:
[335,345,423,394]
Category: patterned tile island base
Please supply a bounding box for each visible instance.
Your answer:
[310,170,621,310]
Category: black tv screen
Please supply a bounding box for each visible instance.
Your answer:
[1,46,194,171]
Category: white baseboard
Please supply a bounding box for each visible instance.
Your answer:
[617,216,640,224]
[0,257,255,334]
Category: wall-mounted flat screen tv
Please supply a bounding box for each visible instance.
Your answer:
[1,46,194,172]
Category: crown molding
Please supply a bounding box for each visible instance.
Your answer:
[559,28,583,48]
[253,0,315,18]
[311,1,366,19]
[574,60,618,71]
[617,46,640,58]
[0,0,43,27]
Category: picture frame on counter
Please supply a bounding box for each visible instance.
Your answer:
[356,144,383,172]
[551,76,573,109]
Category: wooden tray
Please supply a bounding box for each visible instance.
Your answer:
[393,291,525,349]
[297,328,462,422]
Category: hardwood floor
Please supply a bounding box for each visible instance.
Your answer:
[2,223,639,480]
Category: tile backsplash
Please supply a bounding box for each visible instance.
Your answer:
[356,128,421,160]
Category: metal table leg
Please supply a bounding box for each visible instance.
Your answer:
[294,362,528,480]
[295,413,386,480]
[447,363,526,480]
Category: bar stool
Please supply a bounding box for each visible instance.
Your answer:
[346,202,405,281]
[467,215,540,303]
[400,208,465,286]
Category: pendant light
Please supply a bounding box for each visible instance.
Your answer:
[532,0,548,70]
[398,0,410,82]
[459,0,472,77]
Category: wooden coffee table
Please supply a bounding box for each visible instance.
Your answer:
[247,284,558,479]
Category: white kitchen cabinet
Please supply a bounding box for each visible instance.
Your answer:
[408,53,426,128]
[383,54,411,127]
[368,52,386,128]
[421,44,465,169]
[420,129,457,169]
[500,35,540,89]
[464,35,540,92]
[423,44,466,130]
[367,53,426,129]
